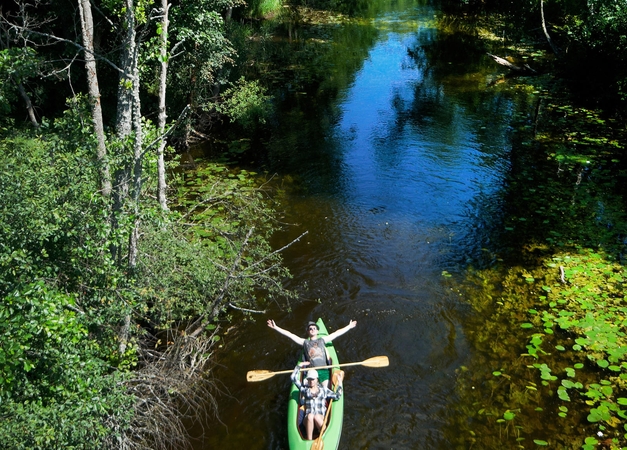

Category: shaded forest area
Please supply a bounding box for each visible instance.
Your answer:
[447,0,627,114]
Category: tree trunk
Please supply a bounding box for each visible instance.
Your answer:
[112,0,138,218]
[128,0,143,270]
[541,0,560,56]
[115,0,143,355]
[78,0,112,196]
[0,29,39,128]
[487,53,536,73]
[157,0,170,211]
[130,34,143,209]
[128,51,143,269]
[16,81,39,128]
[116,0,136,140]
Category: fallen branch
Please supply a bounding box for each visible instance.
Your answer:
[487,53,536,74]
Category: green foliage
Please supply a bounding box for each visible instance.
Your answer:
[0,97,130,301]
[523,250,627,438]
[0,92,295,446]
[100,0,153,24]
[561,0,627,103]
[0,104,135,447]
[0,47,41,84]
[0,114,98,292]
[443,81,627,448]
[1,0,298,446]
[0,47,42,119]
[243,0,283,18]
[0,282,132,450]
[214,77,273,130]
[167,0,237,112]
[136,162,294,327]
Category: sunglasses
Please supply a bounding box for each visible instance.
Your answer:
[308,326,317,331]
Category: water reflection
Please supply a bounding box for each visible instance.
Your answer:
[195,1,530,449]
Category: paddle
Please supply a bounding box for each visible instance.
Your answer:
[246,356,389,382]
[311,370,344,450]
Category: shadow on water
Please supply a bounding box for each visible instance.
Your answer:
[190,1,549,449]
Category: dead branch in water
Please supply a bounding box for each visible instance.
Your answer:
[487,53,537,74]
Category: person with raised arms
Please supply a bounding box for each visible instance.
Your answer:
[267,318,357,388]
[290,362,344,440]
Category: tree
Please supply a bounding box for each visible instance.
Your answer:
[540,0,560,56]
[0,282,133,450]
[78,0,111,195]
[0,1,295,448]
[156,0,169,210]
[0,6,40,127]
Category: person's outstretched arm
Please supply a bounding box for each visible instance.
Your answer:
[291,364,302,388]
[290,361,310,389]
[323,320,357,343]
[267,319,305,346]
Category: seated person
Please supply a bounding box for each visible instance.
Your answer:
[291,362,343,440]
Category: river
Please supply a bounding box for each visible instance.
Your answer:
[194,1,536,448]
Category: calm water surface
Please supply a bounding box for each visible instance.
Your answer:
[196,2,526,449]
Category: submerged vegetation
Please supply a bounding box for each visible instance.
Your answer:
[427,2,627,447]
[446,81,627,448]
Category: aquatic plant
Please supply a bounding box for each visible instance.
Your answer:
[445,74,627,449]
[522,249,627,448]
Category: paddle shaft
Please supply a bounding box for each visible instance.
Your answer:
[246,356,388,382]
[263,359,379,376]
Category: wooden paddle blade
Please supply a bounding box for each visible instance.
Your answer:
[246,370,276,382]
[331,370,345,387]
[311,438,324,450]
[361,355,389,368]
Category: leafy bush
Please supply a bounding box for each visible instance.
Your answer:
[0,283,132,450]
[214,77,273,131]
[0,95,294,448]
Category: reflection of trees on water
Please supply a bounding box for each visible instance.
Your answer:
[386,22,526,270]
[261,21,380,194]
[402,13,627,450]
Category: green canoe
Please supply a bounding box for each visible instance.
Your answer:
[287,318,344,450]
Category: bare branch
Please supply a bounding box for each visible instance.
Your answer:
[42,52,81,78]
[1,20,127,76]
[111,330,222,450]
[244,230,309,273]
[141,104,191,156]
[228,302,266,314]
